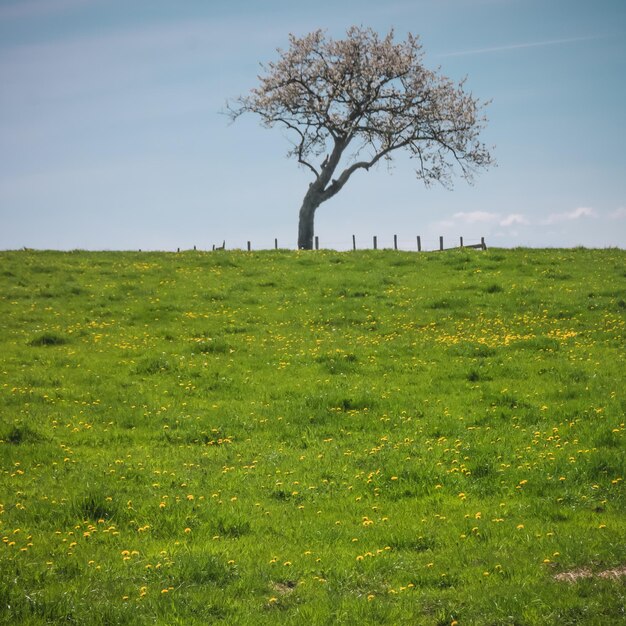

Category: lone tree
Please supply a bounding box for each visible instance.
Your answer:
[229,26,494,250]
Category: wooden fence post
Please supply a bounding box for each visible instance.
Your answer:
[352,234,356,251]
[481,237,487,250]
[417,236,421,252]
[460,236,464,248]
[394,234,398,250]
[247,241,251,251]
[439,236,444,251]
[373,236,377,250]
[315,236,319,250]
[275,238,278,250]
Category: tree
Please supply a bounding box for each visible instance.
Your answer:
[229,26,494,250]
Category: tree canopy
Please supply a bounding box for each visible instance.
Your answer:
[229,26,494,249]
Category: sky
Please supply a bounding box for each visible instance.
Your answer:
[1,0,625,251]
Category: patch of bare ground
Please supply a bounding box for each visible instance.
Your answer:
[271,580,297,595]
[554,566,626,583]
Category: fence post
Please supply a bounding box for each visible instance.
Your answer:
[460,236,464,248]
[315,236,319,250]
[247,241,251,251]
[417,236,421,252]
[275,238,278,250]
[394,234,398,250]
[373,236,377,250]
[352,234,356,251]
[439,236,444,251]
[481,236,487,250]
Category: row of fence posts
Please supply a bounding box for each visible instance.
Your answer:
[366,235,486,251]
[176,236,486,253]
[261,235,486,251]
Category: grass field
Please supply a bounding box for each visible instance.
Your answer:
[1,247,625,625]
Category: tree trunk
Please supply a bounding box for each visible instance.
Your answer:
[298,191,321,250]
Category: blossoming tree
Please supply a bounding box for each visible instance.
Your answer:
[229,27,494,250]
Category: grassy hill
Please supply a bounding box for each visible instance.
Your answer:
[1,247,625,625]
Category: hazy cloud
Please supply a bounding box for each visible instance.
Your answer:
[0,0,92,20]
[452,211,499,223]
[542,207,597,225]
[609,207,626,220]
[499,213,530,226]
[445,211,531,227]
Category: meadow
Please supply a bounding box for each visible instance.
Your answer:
[1,247,625,625]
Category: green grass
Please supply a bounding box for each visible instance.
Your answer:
[1,247,625,625]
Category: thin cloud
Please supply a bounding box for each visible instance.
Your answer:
[452,211,499,223]
[542,207,597,225]
[439,35,605,58]
[609,208,626,220]
[499,213,529,226]
[450,211,530,227]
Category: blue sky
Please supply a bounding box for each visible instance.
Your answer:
[1,0,625,250]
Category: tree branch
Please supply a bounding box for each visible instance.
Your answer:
[320,138,413,202]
